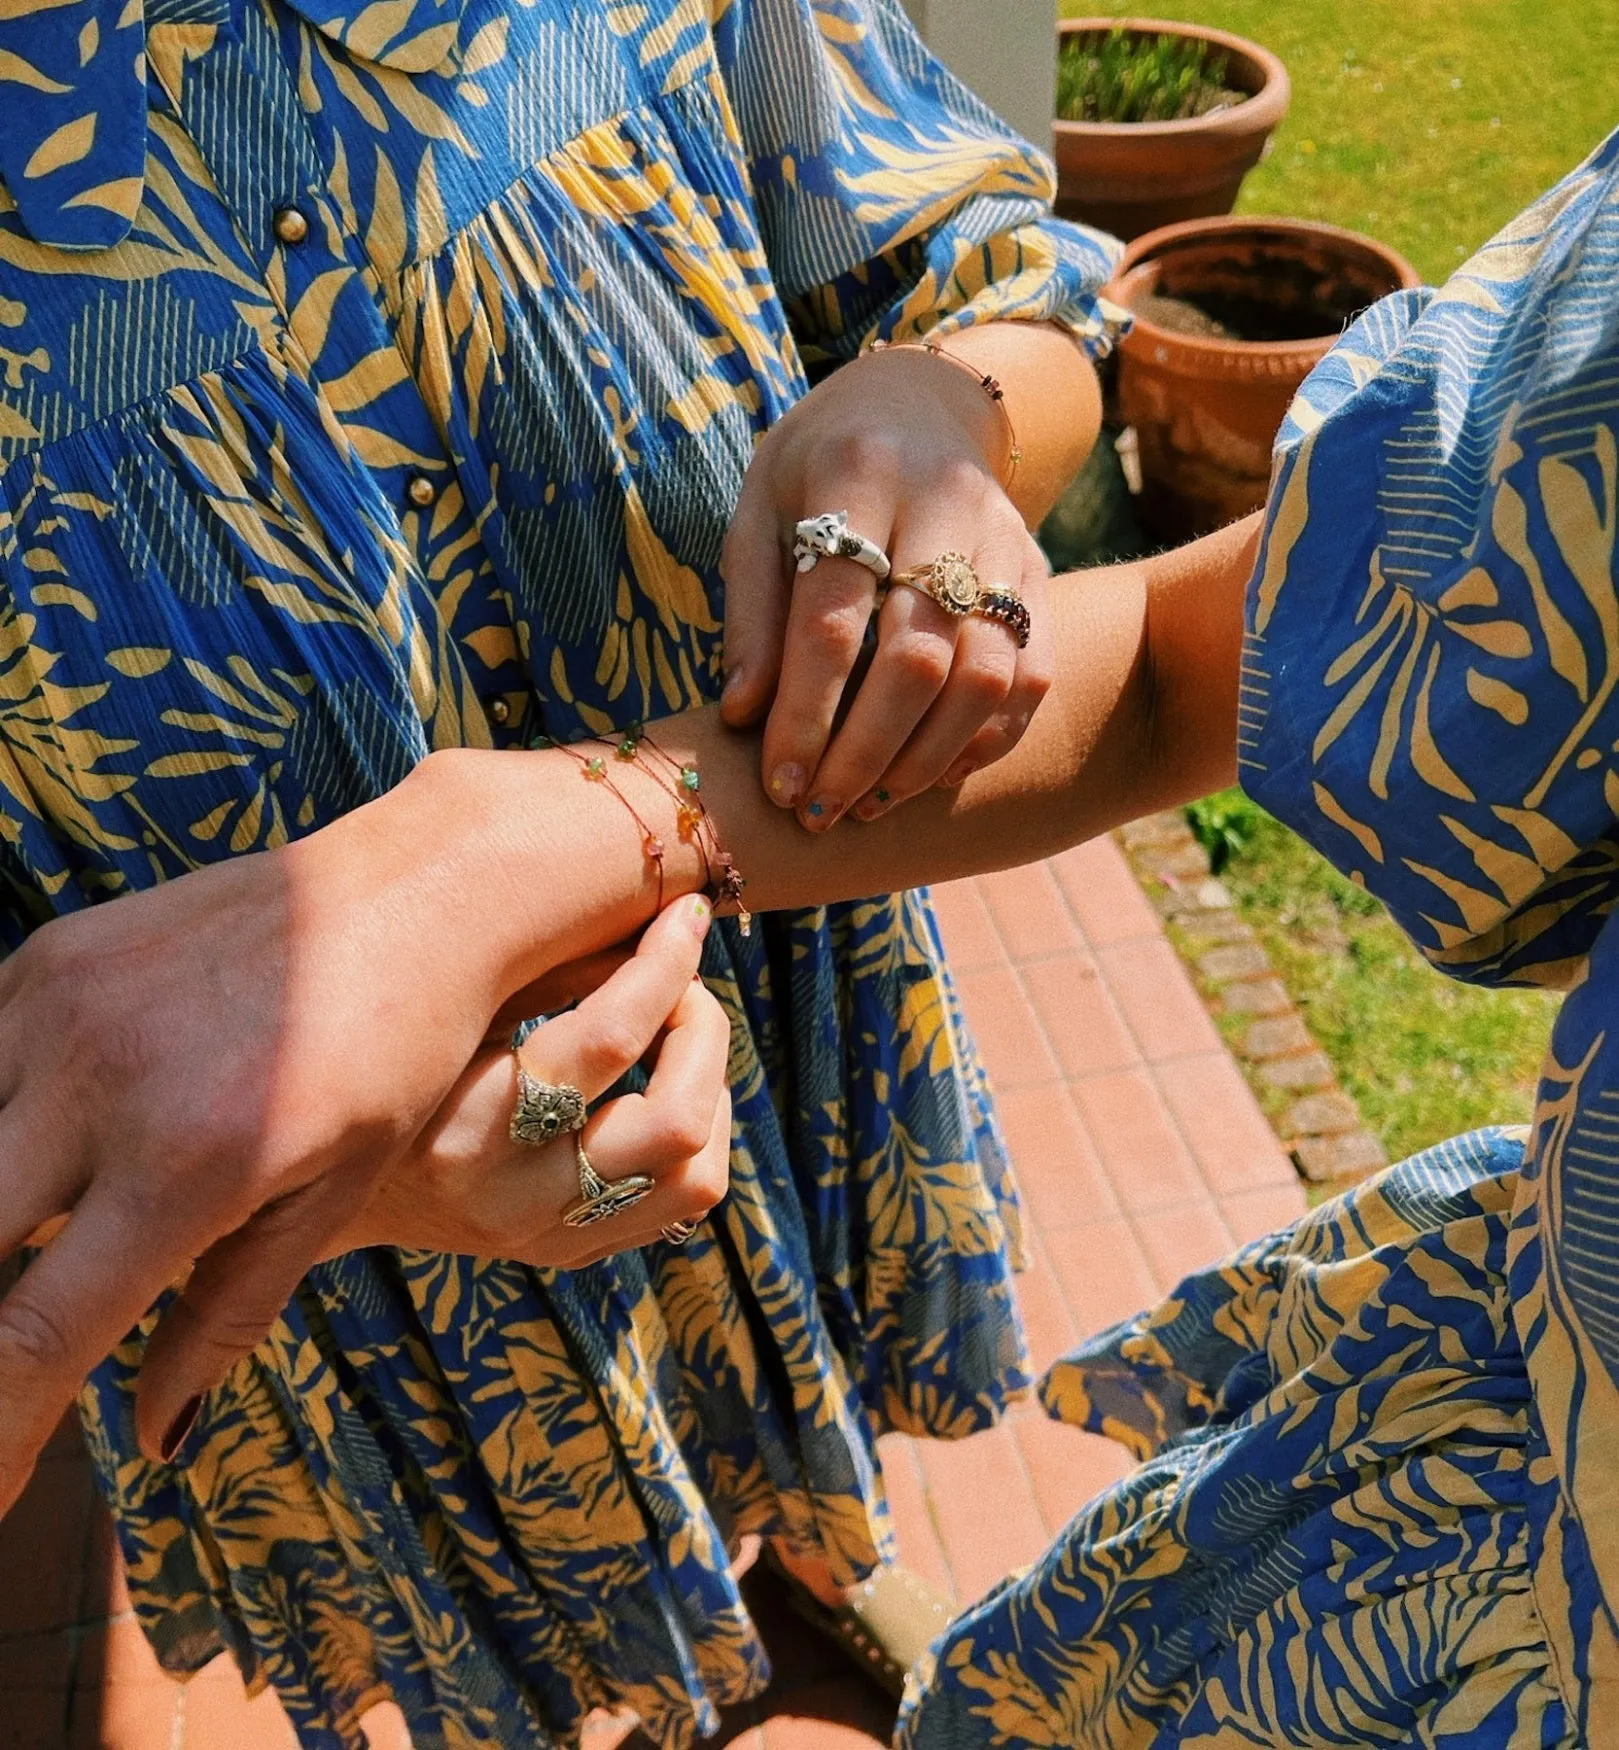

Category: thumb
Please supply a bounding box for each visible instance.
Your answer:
[719,477,789,728]
[133,1174,359,1464]
[488,944,637,1039]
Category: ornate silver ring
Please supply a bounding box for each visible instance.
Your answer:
[510,1055,587,1147]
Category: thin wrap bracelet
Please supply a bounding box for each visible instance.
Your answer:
[866,337,1023,492]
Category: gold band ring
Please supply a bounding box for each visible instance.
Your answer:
[886,554,1031,649]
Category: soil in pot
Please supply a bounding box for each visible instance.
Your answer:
[1110,217,1421,544]
[1132,269,1374,344]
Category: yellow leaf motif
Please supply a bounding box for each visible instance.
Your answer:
[106,647,172,677]
[0,50,70,92]
[1466,667,1529,725]
[366,143,408,281]
[318,345,411,415]
[343,0,457,71]
[458,12,507,72]
[31,582,97,619]
[23,112,94,179]
[622,482,718,640]
[1313,782,1383,864]
[61,178,143,221]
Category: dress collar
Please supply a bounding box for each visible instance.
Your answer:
[0,0,467,252]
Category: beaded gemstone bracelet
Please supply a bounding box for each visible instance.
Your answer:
[544,727,751,934]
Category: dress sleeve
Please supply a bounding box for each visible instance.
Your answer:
[1240,129,1619,993]
[710,0,1127,367]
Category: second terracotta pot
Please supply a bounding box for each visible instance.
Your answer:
[1108,216,1422,542]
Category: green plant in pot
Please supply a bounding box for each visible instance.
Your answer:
[1053,17,1290,240]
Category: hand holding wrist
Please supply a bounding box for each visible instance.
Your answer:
[388,743,712,1005]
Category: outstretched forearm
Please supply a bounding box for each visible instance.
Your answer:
[397,513,1258,994]
[696,512,1252,904]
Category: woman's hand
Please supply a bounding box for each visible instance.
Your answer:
[0,753,709,1513]
[719,325,1100,831]
[329,897,731,1267]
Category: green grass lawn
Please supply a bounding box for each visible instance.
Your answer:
[1190,793,1560,1162]
[1067,0,1619,281]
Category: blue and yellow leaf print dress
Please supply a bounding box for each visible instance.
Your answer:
[0,1,1122,1744]
[900,132,1619,1750]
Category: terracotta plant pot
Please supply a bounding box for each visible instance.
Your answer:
[1054,18,1290,241]
[1108,216,1421,542]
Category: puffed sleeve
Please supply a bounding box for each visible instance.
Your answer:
[1241,128,1619,994]
[1243,141,1619,1702]
[710,0,1126,366]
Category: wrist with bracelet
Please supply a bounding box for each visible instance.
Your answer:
[864,336,1023,493]
[541,726,752,934]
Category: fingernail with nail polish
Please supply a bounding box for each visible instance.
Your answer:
[769,765,804,806]
[941,762,974,788]
[160,1396,203,1463]
[854,788,892,822]
[691,896,712,936]
[805,798,837,829]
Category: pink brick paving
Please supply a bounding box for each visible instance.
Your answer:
[1,840,1305,1749]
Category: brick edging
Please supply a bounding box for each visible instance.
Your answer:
[1114,813,1388,1193]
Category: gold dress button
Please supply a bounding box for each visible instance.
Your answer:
[273,206,309,245]
[406,474,437,509]
[487,696,512,726]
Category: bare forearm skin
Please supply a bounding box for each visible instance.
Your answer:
[389,514,1258,1000]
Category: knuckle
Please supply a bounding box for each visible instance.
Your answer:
[0,1293,73,1380]
[936,452,991,505]
[457,1212,507,1256]
[183,1308,276,1358]
[14,915,74,985]
[969,720,1015,766]
[656,1106,714,1163]
[801,599,871,665]
[824,427,901,484]
[1018,654,1054,704]
[957,652,1015,710]
[887,631,953,692]
[667,1164,727,1221]
[694,1153,732,1210]
[584,1016,648,1077]
[990,493,1028,539]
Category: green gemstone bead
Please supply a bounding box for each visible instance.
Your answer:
[680,766,701,792]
